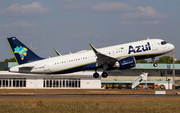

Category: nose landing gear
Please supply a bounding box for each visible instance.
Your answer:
[153,63,158,67]
[152,57,158,67]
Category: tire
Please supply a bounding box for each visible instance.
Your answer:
[153,63,158,67]
[101,71,108,78]
[93,72,99,78]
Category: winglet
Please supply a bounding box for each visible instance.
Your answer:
[53,48,62,56]
[89,44,99,54]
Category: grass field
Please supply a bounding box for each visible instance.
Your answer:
[0,97,180,113]
[0,89,180,113]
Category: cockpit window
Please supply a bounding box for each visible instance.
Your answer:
[161,41,167,45]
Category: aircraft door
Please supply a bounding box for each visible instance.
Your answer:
[151,41,157,51]
[112,51,115,57]
[44,61,50,72]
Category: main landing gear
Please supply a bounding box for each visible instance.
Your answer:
[93,64,109,78]
[151,57,158,67]
[93,72,99,78]
[93,71,108,78]
[101,71,108,78]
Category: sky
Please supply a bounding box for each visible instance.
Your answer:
[0,0,180,61]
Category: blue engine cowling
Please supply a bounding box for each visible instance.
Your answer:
[118,56,136,70]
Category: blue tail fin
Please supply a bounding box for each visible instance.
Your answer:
[7,37,43,65]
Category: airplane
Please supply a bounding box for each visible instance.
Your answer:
[6,37,174,78]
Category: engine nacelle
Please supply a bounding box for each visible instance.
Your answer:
[116,56,136,70]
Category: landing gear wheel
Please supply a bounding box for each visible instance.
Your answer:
[151,57,157,67]
[101,71,108,78]
[93,72,99,78]
[153,63,158,67]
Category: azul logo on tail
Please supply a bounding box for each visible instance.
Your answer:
[128,42,151,54]
[14,46,27,60]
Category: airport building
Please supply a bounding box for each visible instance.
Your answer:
[0,71,101,89]
[0,62,179,89]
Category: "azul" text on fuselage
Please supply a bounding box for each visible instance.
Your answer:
[128,42,151,54]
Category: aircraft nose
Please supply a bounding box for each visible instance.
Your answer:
[169,43,175,51]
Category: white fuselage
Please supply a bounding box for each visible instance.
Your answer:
[9,39,174,74]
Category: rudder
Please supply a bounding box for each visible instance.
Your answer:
[7,37,43,65]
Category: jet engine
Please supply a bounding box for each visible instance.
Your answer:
[113,56,136,70]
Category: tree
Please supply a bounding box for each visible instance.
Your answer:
[175,60,180,64]
[0,57,16,63]
[155,56,173,64]
[136,59,148,63]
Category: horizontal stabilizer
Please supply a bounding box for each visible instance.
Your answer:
[19,66,34,70]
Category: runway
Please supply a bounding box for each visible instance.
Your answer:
[0,94,180,97]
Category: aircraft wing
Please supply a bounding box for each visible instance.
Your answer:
[89,44,118,67]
